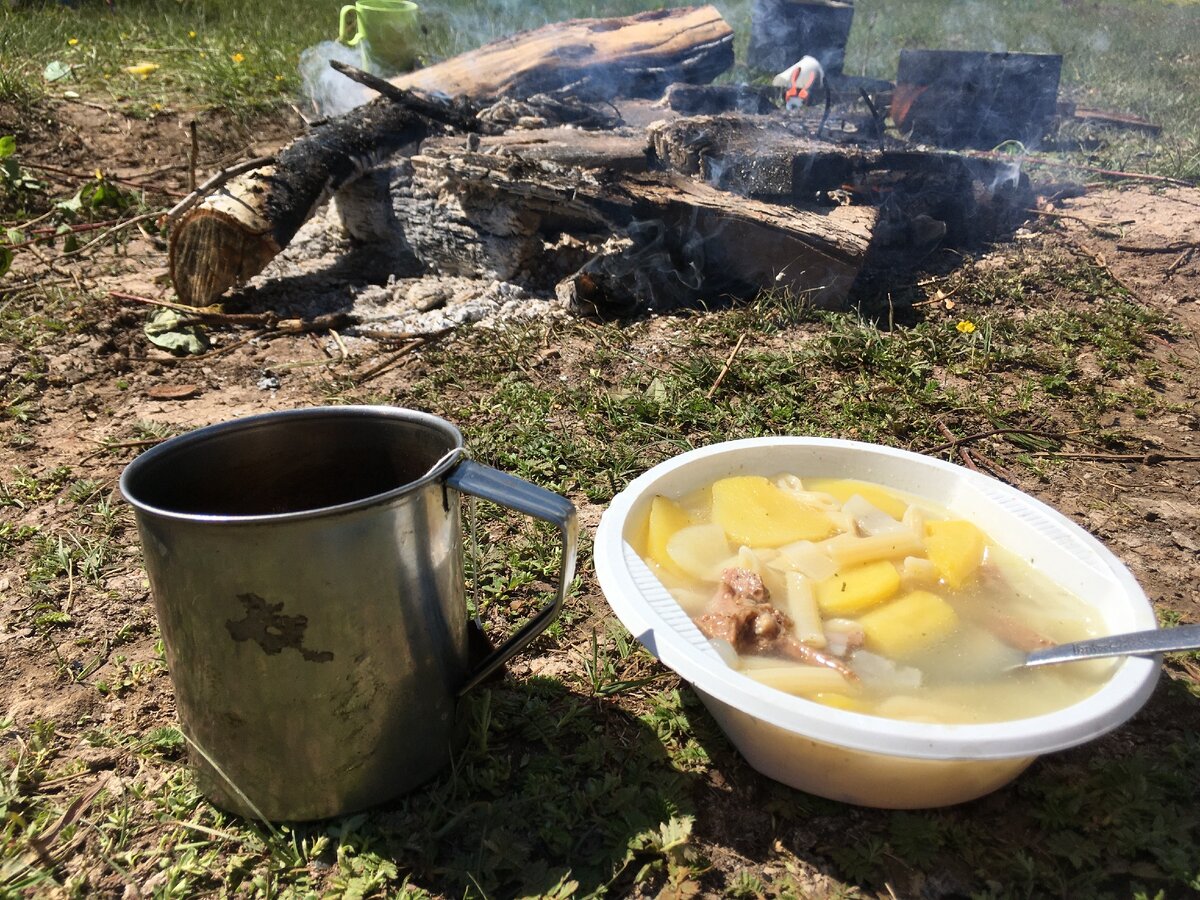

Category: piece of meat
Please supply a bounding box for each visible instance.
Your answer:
[695,568,857,680]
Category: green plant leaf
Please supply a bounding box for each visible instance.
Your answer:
[0,135,15,159]
[0,246,12,279]
[43,60,72,83]
[144,308,210,355]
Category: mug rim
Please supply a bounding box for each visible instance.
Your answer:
[353,0,419,11]
[119,405,463,525]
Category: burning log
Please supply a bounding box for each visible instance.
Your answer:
[372,132,876,314]
[168,5,734,306]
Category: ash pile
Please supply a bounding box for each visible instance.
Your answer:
[167,2,1124,337]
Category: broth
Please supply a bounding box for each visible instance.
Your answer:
[633,474,1111,724]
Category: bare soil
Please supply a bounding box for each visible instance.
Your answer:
[2,100,1199,896]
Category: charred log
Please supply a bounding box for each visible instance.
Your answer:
[169,5,735,306]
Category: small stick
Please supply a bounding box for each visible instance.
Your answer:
[1116,240,1200,255]
[58,211,164,258]
[935,420,979,472]
[329,60,479,130]
[187,120,199,193]
[962,150,1195,188]
[1165,247,1195,277]
[355,339,426,384]
[1026,208,1134,229]
[353,326,455,384]
[1028,451,1200,463]
[19,160,187,198]
[926,426,1080,454]
[707,332,747,399]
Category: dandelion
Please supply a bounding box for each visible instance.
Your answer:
[231,52,245,64]
[94,168,104,180]
[956,320,977,334]
[274,73,284,82]
[67,37,79,46]
[123,62,160,77]
[188,30,197,39]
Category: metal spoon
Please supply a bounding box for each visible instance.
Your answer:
[1020,622,1200,669]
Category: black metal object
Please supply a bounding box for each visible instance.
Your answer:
[892,49,1062,149]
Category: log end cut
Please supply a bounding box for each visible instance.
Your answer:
[169,207,282,307]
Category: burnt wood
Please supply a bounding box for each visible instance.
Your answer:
[169,6,734,306]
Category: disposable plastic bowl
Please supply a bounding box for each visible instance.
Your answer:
[594,437,1159,809]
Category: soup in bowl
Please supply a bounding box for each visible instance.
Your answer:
[594,438,1159,808]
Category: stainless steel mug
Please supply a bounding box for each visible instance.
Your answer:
[120,406,577,821]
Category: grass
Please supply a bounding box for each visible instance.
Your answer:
[0,0,1198,896]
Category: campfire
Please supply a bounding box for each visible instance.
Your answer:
[167,4,1090,328]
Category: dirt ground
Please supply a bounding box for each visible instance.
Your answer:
[2,98,1199,895]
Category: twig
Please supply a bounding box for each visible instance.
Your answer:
[19,160,186,198]
[166,155,276,224]
[107,290,355,333]
[58,211,164,258]
[935,420,980,472]
[187,120,199,193]
[706,333,747,399]
[1028,451,1200,463]
[1116,240,1200,254]
[329,60,479,130]
[1026,208,1134,230]
[353,326,455,384]
[926,427,1080,455]
[962,149,1195,188]
[354,339,426,384]
[1165,247,1195,277]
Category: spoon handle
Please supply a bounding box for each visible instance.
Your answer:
[1023,622,1200,668]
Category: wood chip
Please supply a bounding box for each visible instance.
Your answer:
[146,384,200,400]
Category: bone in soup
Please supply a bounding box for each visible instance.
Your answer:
[633,474,1112,724]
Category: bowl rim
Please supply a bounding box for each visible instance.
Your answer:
[595,436,1160,761]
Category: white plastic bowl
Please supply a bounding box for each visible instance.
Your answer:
[594,437,1159,809]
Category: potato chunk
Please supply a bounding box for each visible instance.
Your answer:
[814,560,901,616]
[858,589,960,660]
[924,520,987,588]
[711,475,835,548]
[805,478,910,520]
[665,523,732,582]
[644,495,693,576]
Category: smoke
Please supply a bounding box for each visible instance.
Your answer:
[299,41,374,118]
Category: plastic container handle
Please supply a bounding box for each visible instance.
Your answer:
[446,459,578,695]
[338,5,362,46]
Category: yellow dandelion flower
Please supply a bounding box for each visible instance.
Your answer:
[274,73,284,82]
[188,30,197,39]
[68,37,79,46]
[956,320,977,334]
[199,51,207,58]
[94,168,104,180]
[151,102,163,111]
[231,52,245,64]
[123,62,160,77]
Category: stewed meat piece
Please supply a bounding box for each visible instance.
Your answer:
[695,568,857,680]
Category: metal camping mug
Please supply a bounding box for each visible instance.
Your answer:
[119,406,577,821]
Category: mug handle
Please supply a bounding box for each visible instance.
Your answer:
[338,5,362,45]
[445,459,578,695]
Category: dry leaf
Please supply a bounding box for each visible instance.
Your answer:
[147,384,200,400]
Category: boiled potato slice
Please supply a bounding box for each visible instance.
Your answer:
[815,560,901,616]
[711,475,835,548]
[805,478,910,520]
[924,520,987,588]
[644,495,694,576]
[858,589,960,660]
[666,523,732,582]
